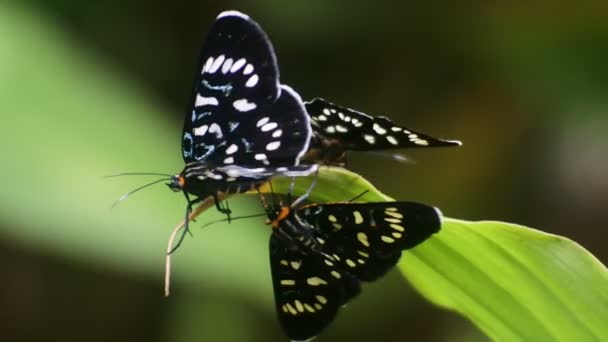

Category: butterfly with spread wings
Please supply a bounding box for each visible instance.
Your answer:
[304,98,461,165]
[262,195,442,340]
[167,11,316,236]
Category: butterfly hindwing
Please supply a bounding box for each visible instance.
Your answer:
[306,98,461,151]
[269,234,360,341]
[298,202,442,281]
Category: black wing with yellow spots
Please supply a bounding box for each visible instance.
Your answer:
[298,202,442,281]
[269,234,360,341]
[269,201,441,340]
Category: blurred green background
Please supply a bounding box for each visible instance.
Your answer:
[1,1,607,341]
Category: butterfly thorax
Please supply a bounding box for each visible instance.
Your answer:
[302,133,346,166]
[267,205,324,255]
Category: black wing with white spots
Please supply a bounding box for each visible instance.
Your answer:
[306,98,461,151]
[182,12,311,169]
[298,202,442,281]
[269,233,360,341]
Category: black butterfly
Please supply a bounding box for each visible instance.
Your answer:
[167,11,315,230]
[303,98,461,165]
[264,198,442,340]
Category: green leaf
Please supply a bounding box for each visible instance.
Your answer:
[270,169,608,341]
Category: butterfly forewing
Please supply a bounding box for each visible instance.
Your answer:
[306,98,461,151]
[269,234,360,341]
[298,202,442,281]
[182,12,311,171]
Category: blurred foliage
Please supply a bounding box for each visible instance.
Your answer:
[1,1,607,342]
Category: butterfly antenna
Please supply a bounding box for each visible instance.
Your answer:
[111,178,170,208]
[348,190,370,202]
[104,172,174,178]
[198,212,268,230]
[290,168,319,208]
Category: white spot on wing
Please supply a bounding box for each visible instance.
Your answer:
[254,153,267,160]
[226,144,238,155]
[364,134,376,144]
[336,125,348,133]
[261,122,278,132]
[272,129,282,138]
[322,108,331,115]
[266,141,281,151]
[325,126,336,134]
[243,64,254,75]
[195,95,218,107]
[209,55,225,73]
[208,123,223,138]
[387,135,399,145]
[221,58,233,74]
[223,157,234,164]
[233,99,257,112]
[203,57,213,73]
[316,115,327,121]
[256,117,269,127]
[230,58,246,73]
[245,74,259,87]
[373,123,387,135]
[193,125,208,136]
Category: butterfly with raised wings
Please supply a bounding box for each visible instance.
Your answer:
[167,11,316,225]
[263,195,442,340]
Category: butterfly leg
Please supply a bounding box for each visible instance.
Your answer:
[290,167,320,208]
[213,193,232,220]
[170,196,202,254]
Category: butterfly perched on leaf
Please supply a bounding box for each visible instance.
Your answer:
[167,11,316,226]
[264,198,442,340]
[303,98,461,165]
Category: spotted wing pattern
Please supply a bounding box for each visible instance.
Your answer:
[182,12,311,172]
[298,202,442,281]
[269,234,360,341]
[306,98,461,150]
[269,202,441,340]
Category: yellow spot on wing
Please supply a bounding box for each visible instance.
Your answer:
[331,270,341,279]
[290,261,301,270]
[316,295,328,304]
[280,260,288,266]
[315,303,323,310]
[385,207,398,212]
[332,223,343,230]
[282,304,288,313]
[390,223,405,232]
[295,300,304,313]
[286,303,297,315]
[280,279,296,286]
[328,215,337,222]
[346,259,357,267]
[357,232,370,247]
[307,277,328,286]
[381,235,396,243]
[358,250,369,258]
[392,232,403,238]
[304,304,315,313]
[353,211,364,224]
[357,259,365,264]
[384,218,401,223]
[385,211,403,219]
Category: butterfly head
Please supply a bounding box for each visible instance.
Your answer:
[167,174,186,192]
